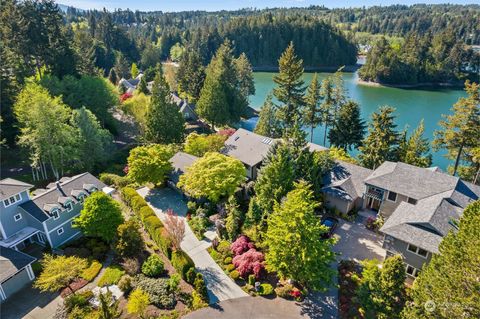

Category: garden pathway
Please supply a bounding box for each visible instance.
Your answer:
[137,187,248,304]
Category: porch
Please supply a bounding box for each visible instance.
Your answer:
[0,227,47,251]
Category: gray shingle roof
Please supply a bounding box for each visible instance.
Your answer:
[169,152,199,185]
[0,247,36,282]
[365,161,459,200]
[0,178,33,201]
[322,160,373,201]
[222,129,276,167]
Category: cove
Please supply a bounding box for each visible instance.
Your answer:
[242,71,466,170]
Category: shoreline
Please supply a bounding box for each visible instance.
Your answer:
[356,78,465,89]
[252,64,361,73]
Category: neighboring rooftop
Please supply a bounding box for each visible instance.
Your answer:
[365,161,459,200]
[169,152,199,185]
[0,247,36,282]
[0,178,33,201]
[222,128,277,167]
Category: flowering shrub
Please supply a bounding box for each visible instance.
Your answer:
[120,92,133,102]
[218,128,236,137]
[230,235,255,256]
[290,288,302,299]
[232,248,265,278]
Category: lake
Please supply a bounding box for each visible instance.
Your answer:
[242,71,466,170]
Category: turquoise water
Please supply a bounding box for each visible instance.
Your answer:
[243,72,466,169]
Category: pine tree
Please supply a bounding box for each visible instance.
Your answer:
[304,73,322,142]
[131,62,139,78]
[137,76,149,94]
[176,48,205,103]
[398,120,432,167]
[433,81,480,176]
[358,106,399,169]
[114,52,130,79]
[328,100,366,151]
[144,64,185,144]
[320,77,335,146]
[225,196,243,241]
[273,42,305,131]
[234,52,255,99]
[402,201,480,319]
[108,68,117,85]
[254,94,281,138]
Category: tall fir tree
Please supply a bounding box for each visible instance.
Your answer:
[358,106,399,169]
[328,100,366,151]
[234,52,255,99]
[397,120,432,167]
[144,64,185,144]
[137,76,149,94]
[176,48,205,103]
[114,52,130,79]
[402,200,480,319]
[131,62,139,78]
[320,77,335,145]
[304,73,322,142]
[108,68,117,85]
[254,94,282,138]
[273,42,305,132]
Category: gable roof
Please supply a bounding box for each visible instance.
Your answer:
[222,128,276,167]
[0,247,36,282]
[365,161,459,200]
[322,160,373,201]
[20,173,105,222]
[169,152,199,185]
[0,178,33,201]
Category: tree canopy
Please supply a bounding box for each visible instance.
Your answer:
[183,132,227,157]
[127,144,176,186]
[34,254,88,293]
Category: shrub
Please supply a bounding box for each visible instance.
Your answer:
[144,215,163,234]
[230,270,240,280]
[139,206,155,222]
[185,267,196,285]
[153,227,173,259]
[131,196,148,212]
[118,275,133,294]
[232,248,265,278]
[230,235,254,256]
[188,215,207,239]
[209,249,222,263]
[258,283,274,296]
[121,258,140,275]
[99,173,130,188]
[168,273,181,292]
[115,220,144,258]
[225,264,235,272]
[192,290,208,310]
[187,201,197,213]
[224,256,232,265]
[248,274,256,286]
[120,187,138,207]
[98,266,125,286]
[64,247,91,259]
[81,260,102,282]
[142,255,164,277]
[64,290,94,311]
[275,284,295,299]
[171,250,194,279]
[217,240,231,256]
[194,273,208,301]
[132,274,176,309]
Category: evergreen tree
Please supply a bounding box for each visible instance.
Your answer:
[108,68,118,85]
[137,76,149,94]
[114,52,130,79]
[273,42,305,132]
[398,120,432,167]
[402,201,480,319]
[131,62,139,78]
[358,106,399,169]
[328,100,366,151]
[304,73,322,142]
[225,196,243,241]
[234,52,255,99]
[254,94,282,138]
[433,81,480,176]
[320,77,335,146]
[144,64,185,144]
[176,48,205,103]
[265,181,336,290]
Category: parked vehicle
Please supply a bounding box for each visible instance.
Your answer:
[320,217,339,239]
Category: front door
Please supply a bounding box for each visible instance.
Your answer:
[367,197,381,211]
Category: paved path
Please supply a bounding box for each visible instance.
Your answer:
[184,296,306,319]
[0,285,61,319]
[137,187,248,304]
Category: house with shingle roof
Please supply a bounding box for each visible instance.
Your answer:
[0,173,107,301]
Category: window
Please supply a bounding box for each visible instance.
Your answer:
[70,220,75,227]
[78,195,85,203]
[406,264,420,277]
[52,209,60,220]
[14,214,22,221]
[407,244,428,258]
[408,197,417,205]
[65,202,73,212]
[3,193,22,207]
[387,191,397,202]
[57,228,64,235]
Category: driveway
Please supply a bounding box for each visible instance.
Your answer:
[0,284,61,319]
[137,187,248,304]
[184,296,305,319]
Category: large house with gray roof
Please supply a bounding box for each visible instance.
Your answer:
[0,173,106,301]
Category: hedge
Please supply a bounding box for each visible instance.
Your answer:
[144,215,164,234]
[81,260,102,282]
[153,227,173,259]
[139,206,155,222]
[171,250,194,279]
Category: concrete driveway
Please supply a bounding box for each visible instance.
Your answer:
[137,187,248,304]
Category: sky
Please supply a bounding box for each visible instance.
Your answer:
[56,0,476,12]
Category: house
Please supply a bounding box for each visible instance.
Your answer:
[0,173,106,301]
[0,247,36,301]
[118,73,143,94]
[361,161,479,280]
[168,151,199,191]
[322,160,373,214]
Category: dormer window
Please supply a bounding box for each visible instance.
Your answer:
[52,209,60,220]
[3,193,22,207]
[65,201,74,212]
[78,194,85,203]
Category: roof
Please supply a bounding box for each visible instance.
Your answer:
[169,152,199,185]
[365,161,459,200]
[322,160,373,201]
[0,247,36,282]
[20,173,105,222]
[0,178,33,201]
[222,128,276,167]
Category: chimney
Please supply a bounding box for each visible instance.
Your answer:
[56,181,67,197]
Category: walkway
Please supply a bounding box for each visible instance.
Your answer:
[0,285,61,319]
[137,187,248,304]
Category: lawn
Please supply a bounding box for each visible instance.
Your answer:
[97,265,125,286]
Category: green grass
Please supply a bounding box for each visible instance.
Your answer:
[81,260,103,282]
[97,265,125,286]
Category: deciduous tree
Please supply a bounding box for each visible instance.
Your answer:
[183,132,227,157]
[115,220,144,258]
[127,144,176,186]
[34,255,88,293]
[163,209,185,251]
